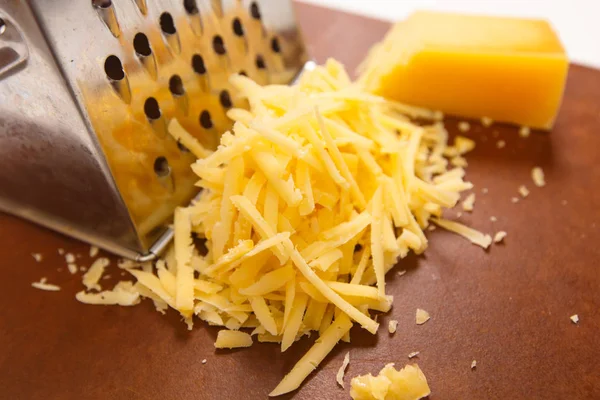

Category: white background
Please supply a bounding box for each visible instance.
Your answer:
[298,0,600,69]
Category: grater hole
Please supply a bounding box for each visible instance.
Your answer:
[212,35,226,55]
[177,141,190,153]
[160,12,177,35]
[169,75,185,96]
[239,70,248,77]
[92,0,112,9]
[249,2,261,20]
[219,90,232,109]
[232,18,244,37]
[104,55,125,81]
[255,54,266,70]
[271,37,281,53]
[192,54,206,74]
[133,33,152,57]
[183,0,199,15]
[144,97,161,120]
[154,157,171,178]
[199,110,213,129]
[0,19,5,36]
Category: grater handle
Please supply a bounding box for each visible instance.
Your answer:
[0,13,29,78]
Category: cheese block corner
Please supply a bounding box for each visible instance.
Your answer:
[359,11,569,130]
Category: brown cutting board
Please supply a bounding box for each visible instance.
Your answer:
[1,3,599,399]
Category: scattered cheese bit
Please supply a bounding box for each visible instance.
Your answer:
[397,270,407,277]
[427,225,436,231]
[75,282,140,306]
[32,279,60,292]
[416,309,430,325]
[519,126,531,138]
[511,197,520,203]
[31,253,43,262]
[493,231,507,243]
[433,218,492,249]
[58,248,65,255]
[532,167,546,187]
[202,359,207,364]
[458,121,470,132]
[408,351,420,359]
[350,364,430,400]
[215,330,253,349]
[67,263,78,274]
[456,212,462,218]
[336,352,351,388]
[82,257,110,291]
[482,188,488,194]
[496,140,506,149]
[481,116,493,127]
[471,360,477,369]
[450,155,468,167]
[80,266,87,272]
[570,314,579,324]
[89,245,99,258]
[518,185,530,198]
[490,216,497,222]
[462,193,475,212]
[65,253,75,263]
[388,320,398,334]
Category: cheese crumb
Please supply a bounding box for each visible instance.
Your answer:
[519,126,530,138]
[493,231,507,243]
[397,270,407,277]
[450,156,468,167]
[408,351,420,359]
[388,320,398,334]
[58,248,65,255]
[67,263,78,274]
[32,279,61,292]
[496,140,506,149]
[416,309,430,325]
[31,253,43,262]
[518,185,530,198]
[65,253,75,263]
[350,364,430,400]
[462,193,475,212]
[481,116,493,127]
[214,330,253,349]
[511,197,520,204]
[458,121,470,132]
[336,352,351,388]
[570,314,579,324]
[532,167,546,187]
[490,216,497,222]
[471,360,477,369]
[89,245,99,258]
[75,281,140,306]
[83,257,110,291]
[482,188,488,194]
[202,359,207,364]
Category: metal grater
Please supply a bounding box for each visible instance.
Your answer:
[0,0,308,260]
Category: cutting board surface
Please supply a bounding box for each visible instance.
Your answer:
[1,3,599,399]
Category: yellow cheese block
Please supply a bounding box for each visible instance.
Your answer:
[359,11,569,129]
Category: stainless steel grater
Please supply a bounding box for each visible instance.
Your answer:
[0,0,308,260]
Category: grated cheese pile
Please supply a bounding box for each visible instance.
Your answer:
[74,59,484,396]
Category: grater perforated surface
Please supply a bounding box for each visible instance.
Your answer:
[0,0,308,259]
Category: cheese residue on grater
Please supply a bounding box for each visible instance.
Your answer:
[73,59,493,396]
